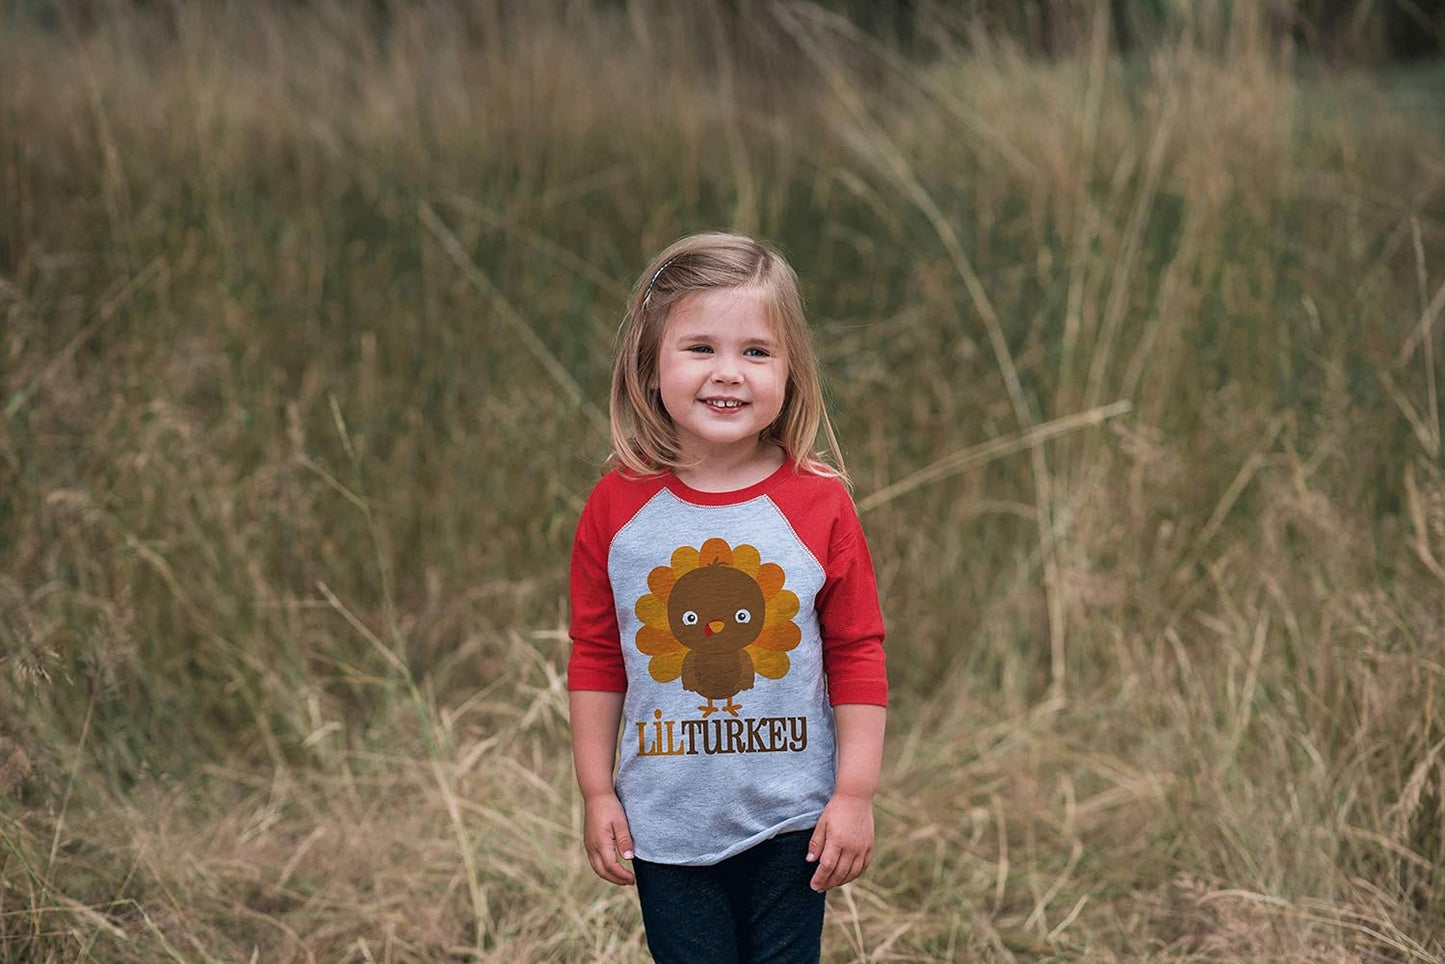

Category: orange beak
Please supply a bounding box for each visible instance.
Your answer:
[705,619,725,636]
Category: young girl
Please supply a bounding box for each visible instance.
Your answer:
[567,232,888,964]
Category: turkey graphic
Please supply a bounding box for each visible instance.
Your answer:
[634,538,802,718]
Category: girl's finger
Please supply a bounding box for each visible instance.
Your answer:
[831,851,858,889]
[602,857,633,886]
[613,822,636,862]
[806,822,827,864]
[588,842,630,886]
[606,845,636,885]
[587,845,613,884]
[586,846,613,884]
[812,842,844,891]
[604,824,636,884]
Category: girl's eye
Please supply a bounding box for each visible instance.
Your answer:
[682,611,699,626]
[687,345,713,354]
[744,348,770,358]
[734,609,751,624]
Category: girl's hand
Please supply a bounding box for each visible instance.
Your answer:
[583,792,636,886]
[805,792,874,892]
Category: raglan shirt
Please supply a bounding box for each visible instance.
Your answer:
[567,459,888,866]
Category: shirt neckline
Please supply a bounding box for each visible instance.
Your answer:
[662,458,795,506]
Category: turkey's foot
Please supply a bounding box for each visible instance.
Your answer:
[720,699,743,717]
[697,699,719,717]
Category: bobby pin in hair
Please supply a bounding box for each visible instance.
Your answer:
[643,257,676,305]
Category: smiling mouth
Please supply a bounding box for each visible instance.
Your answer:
[701,399,748,411]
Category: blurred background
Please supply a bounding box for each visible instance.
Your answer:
[2,0,1444,960]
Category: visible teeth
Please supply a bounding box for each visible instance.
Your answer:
[706,400,743,409]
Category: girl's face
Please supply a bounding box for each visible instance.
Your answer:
[654,286,788,464]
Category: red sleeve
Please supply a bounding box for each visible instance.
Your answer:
[816,498,889,707]
[566,479,627,692]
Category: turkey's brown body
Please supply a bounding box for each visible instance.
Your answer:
[683,649,757,701]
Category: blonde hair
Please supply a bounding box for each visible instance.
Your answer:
[609,232,848,484]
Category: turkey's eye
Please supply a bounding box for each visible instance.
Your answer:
[682,610,699,626]
[734,609,751,624]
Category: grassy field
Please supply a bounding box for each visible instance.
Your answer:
[3,2,1445,960]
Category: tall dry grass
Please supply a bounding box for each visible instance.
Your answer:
[2,1,1444,960]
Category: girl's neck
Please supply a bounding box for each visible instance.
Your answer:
[672,440,787,493]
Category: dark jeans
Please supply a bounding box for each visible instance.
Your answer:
[632,829,826,964]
